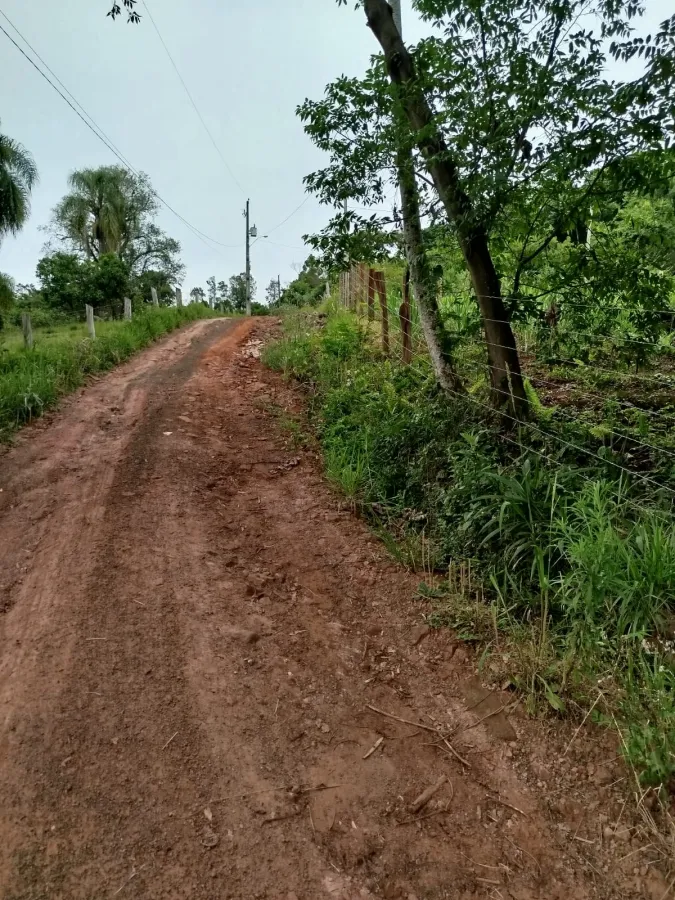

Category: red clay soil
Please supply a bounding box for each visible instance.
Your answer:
[0,317,669,900]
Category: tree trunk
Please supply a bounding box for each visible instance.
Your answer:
[364,0,527,417]
[397,147,463,395]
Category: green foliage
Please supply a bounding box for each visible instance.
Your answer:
[307,1,675,385]
[225,273,256,313]
[36,252,130,316]
[621,658,675,787]
[0,305,215,438]
[132,269,174,307]
[278,256,327,308]
[190,286,206,305]
[0,119,38,241]
[0,272,15,318]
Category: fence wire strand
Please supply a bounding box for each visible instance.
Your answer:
[337,262,675,522]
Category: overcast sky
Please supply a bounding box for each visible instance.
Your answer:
[0,1,670,301]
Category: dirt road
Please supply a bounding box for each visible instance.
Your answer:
[0,318,662,899]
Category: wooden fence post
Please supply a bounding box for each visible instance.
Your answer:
[367,267,376,323]
[21,312,34,349]
[175,288,183,308]
[360,263,369,315]
[151,286,159,307]
[375,271,389,355]
[400,267,412,364]
[124,297,132,321]
[85,304,96,340]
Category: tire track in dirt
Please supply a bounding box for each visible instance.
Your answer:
[0,317,663,899]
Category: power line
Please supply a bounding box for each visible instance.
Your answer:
[264,196,310,236]
[0,13,238,254]
[261,238,308,251]
[141,0,246,198]
[0,9,137,173]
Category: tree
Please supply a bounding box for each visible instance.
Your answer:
[206,276,217,308]
[322,0,675,414]
[132,269,174,306]
[265,279,279,305]
[50,166,184,285]
[228,273,256,312]
[0,272,14,328]
[37,252,129,316]
[89,253,130,314]
[127,223,184,284]
[0,120,38,243]
[190,287,206,305]
[36,253,86,314]
[275,258,326,308]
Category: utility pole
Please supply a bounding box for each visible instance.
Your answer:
[277,274,281,304]
[245,199,251,316]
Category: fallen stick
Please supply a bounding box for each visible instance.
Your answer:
[411,775,447,813]
[454,705,507,737]
[162,731,179,750]
[262,811,300,825]
[442,738,472,769]
[366,703,470,768]
[366,703,439,735]
[211,783,343,803]
[490,796,528,817]
[396,804,450,826]
[363,736,384,760]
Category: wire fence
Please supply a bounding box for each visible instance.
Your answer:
[335,261,675,521]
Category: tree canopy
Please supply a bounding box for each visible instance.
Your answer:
[276,256,326,308]
[49,166,184,286]
[36,252,129,316]
[0,120,38,243]
[304,0,675,409]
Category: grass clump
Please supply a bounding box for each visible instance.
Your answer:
[0,305,217,438]
[264,308,675,790]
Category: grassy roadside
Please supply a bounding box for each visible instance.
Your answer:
[263,307,675,793]
[0,305,218,439]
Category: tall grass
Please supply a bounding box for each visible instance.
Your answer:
[264,308,675,788]
[0,305,217,438]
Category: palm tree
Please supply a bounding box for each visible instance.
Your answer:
[0,121,38,241]
[52,166,150,260]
